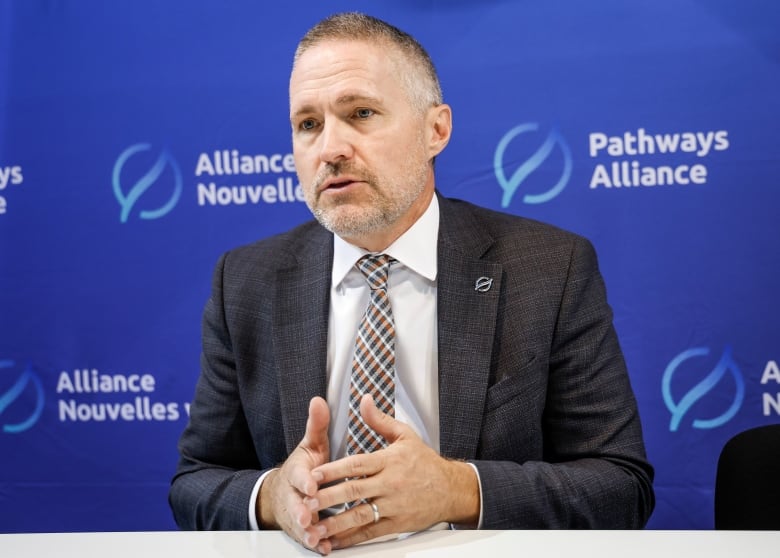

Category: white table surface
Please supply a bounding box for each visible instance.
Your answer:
[1,529,778,558]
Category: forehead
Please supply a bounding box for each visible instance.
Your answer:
[289,39,405,108]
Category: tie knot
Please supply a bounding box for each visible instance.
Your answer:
[356,254,394,290]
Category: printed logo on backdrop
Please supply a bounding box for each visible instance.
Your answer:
[112,144,306,217]
[588,128,730,189]
[1,360,195,430]
[0,360,45,434]
[112,143,183,223]
[195,149,305,207]
[56,368,190,423]
[493,125,731,196]
[494,123,572,207]
[662,347,745,432]
[0,164,24,216]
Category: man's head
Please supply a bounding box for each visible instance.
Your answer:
[289,13,452,251]
[294,13,443,116]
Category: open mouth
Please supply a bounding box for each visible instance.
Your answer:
[322,178,362,193]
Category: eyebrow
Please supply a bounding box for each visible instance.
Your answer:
[290,93,383,120]
[334,93,382,106]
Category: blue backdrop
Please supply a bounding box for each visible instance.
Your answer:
[1,0,778,532]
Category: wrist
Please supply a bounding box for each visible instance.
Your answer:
[444,459,480,527]
[257,468,280,529]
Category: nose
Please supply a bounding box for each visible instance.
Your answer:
[318,120,354,164]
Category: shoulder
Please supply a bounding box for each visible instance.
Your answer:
[438,195,593,260]
[216,218,331,279]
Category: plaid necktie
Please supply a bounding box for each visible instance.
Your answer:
[347,254,396,457]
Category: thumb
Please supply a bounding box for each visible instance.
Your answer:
[290,396,330,496]
[360,394,409,444]
[302,396,330,451]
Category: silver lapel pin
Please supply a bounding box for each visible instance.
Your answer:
[475,276,493,292]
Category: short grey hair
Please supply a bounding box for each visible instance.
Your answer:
[293,12,443,113]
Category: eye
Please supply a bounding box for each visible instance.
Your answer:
[299,118,318,131]
[355,108,374,119]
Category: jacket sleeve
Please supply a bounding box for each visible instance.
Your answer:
[168,252,270,530]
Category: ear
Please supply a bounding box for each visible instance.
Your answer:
[425,103,452,159]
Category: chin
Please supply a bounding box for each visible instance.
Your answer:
[317,206,383,238]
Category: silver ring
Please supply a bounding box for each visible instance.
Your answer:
[370,502,380,523]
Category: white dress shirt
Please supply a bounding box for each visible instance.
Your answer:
[327,195,440,459]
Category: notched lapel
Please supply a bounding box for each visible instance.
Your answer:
[273,234,332,453]
[437,241,502,460]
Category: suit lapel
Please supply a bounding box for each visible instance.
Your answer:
[272,225,332,453]
[437,196,502,459]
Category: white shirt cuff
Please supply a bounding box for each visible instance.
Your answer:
[248,468,278,530]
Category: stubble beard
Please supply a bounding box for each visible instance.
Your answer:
[304,151,430,241]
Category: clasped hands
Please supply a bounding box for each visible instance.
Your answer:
[258,395,479,555]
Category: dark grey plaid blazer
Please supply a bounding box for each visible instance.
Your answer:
[170,193,655,530]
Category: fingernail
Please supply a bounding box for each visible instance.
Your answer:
[312,470,324,482]
[304,497,319,511]
[316,524,327,536]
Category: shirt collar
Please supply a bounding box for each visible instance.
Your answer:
[332,194,439,287]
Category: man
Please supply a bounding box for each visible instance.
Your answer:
[170,12,654,554]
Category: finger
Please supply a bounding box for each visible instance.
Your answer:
[302,396,330,450]
[311,474,384,511]
[317,501,383,539]
[286,458,321,498]
[314,539,332,556]
[312,451,384,486]
[291,498,315,528]
[300,522,327,550]
[286,502,328,551]
[359,394,409,444]
[289,397,331,496]
[270,468,316,529]
[328,519,388,551]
